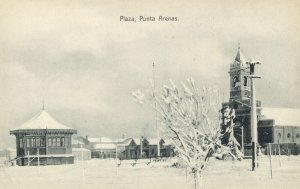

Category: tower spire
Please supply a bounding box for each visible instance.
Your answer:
[234,43,245,64]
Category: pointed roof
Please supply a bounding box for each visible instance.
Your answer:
[234,46,246,64]
[10,110,77,134]
[114,138,135,146]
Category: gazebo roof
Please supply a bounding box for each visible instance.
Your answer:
[10,110,77,134]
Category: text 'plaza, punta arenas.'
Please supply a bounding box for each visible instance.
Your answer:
[2,46,300,167]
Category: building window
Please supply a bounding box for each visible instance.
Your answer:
[278,133,281,138]
[48,138,52,147]
[244,76,247,86]
[47,137,64,147]
[40,137,46,147]
[287,133,291,138]
[19,138,23,148]
[297,133,300,138]
[31,138,36,147]
[61,137,65,147]
[233,76,240,88]
[57,137,61,147]
[53,138,57,147]
[36,138,40,147]
[27,138,30,147]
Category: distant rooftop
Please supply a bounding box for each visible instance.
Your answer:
[93,143,116,150]
[261,107,300,126]
[114,138,134,146]
[87,137,113,143]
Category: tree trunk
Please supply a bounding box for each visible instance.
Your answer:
[193,170,201,189]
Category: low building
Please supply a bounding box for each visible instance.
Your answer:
[116,138,137,159]
[86,137,116,159]
[80,135,173,159]
[91,143,116,159]
[10,110,77,166]
[0,149,8,166]
[258,108,300,155]
[0,148,17,166]
[72,148,91,161]
[72,135,90,149]
[135,138,173,158]
[159,139,173,157]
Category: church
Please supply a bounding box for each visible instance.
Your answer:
[222,46,300,155]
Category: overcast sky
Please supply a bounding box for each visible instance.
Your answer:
[0,0,299,148]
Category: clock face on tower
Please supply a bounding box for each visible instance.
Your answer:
[235,120,241,127]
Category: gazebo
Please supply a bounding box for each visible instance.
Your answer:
[10,110,77,166]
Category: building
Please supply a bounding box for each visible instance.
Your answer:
[115,138,137,159]
[0,148,16,166]
[72,135,90,149]
[73,135,173,159]
[222,46,261,148]
[223,46,300,154]
[88,137,137,159]
[135,137,173,158]
[258,108,300,154]
[159,139,173,157]
[91,143,116,158]
[85,137,116,158]
[9,110,77,166]
[72,148,91,161]
[134,137,157,158]
[0,149,7,166]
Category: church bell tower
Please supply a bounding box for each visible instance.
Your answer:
[222,45,261,148]
[229,46,251,103]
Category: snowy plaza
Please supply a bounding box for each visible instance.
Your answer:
[1,156,300,189]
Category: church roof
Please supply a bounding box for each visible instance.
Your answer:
[260,108,300,126]
[10,110,77,134]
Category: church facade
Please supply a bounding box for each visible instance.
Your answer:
[222,47,300,155]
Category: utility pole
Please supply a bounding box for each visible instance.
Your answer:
[241,126,244,155]
[153,62,160,157]
[246,58,261,171]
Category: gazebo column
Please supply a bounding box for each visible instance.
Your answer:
[45,132,49,155]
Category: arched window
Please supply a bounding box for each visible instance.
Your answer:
[296,133,300,138]
[278,133,281,138]
[287,133,291,138]
[233,76,240,88]
[244,76,247,86]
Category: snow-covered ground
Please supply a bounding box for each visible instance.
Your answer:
[0,156,299,189]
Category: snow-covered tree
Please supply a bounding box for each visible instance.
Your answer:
[133,78,242,189]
